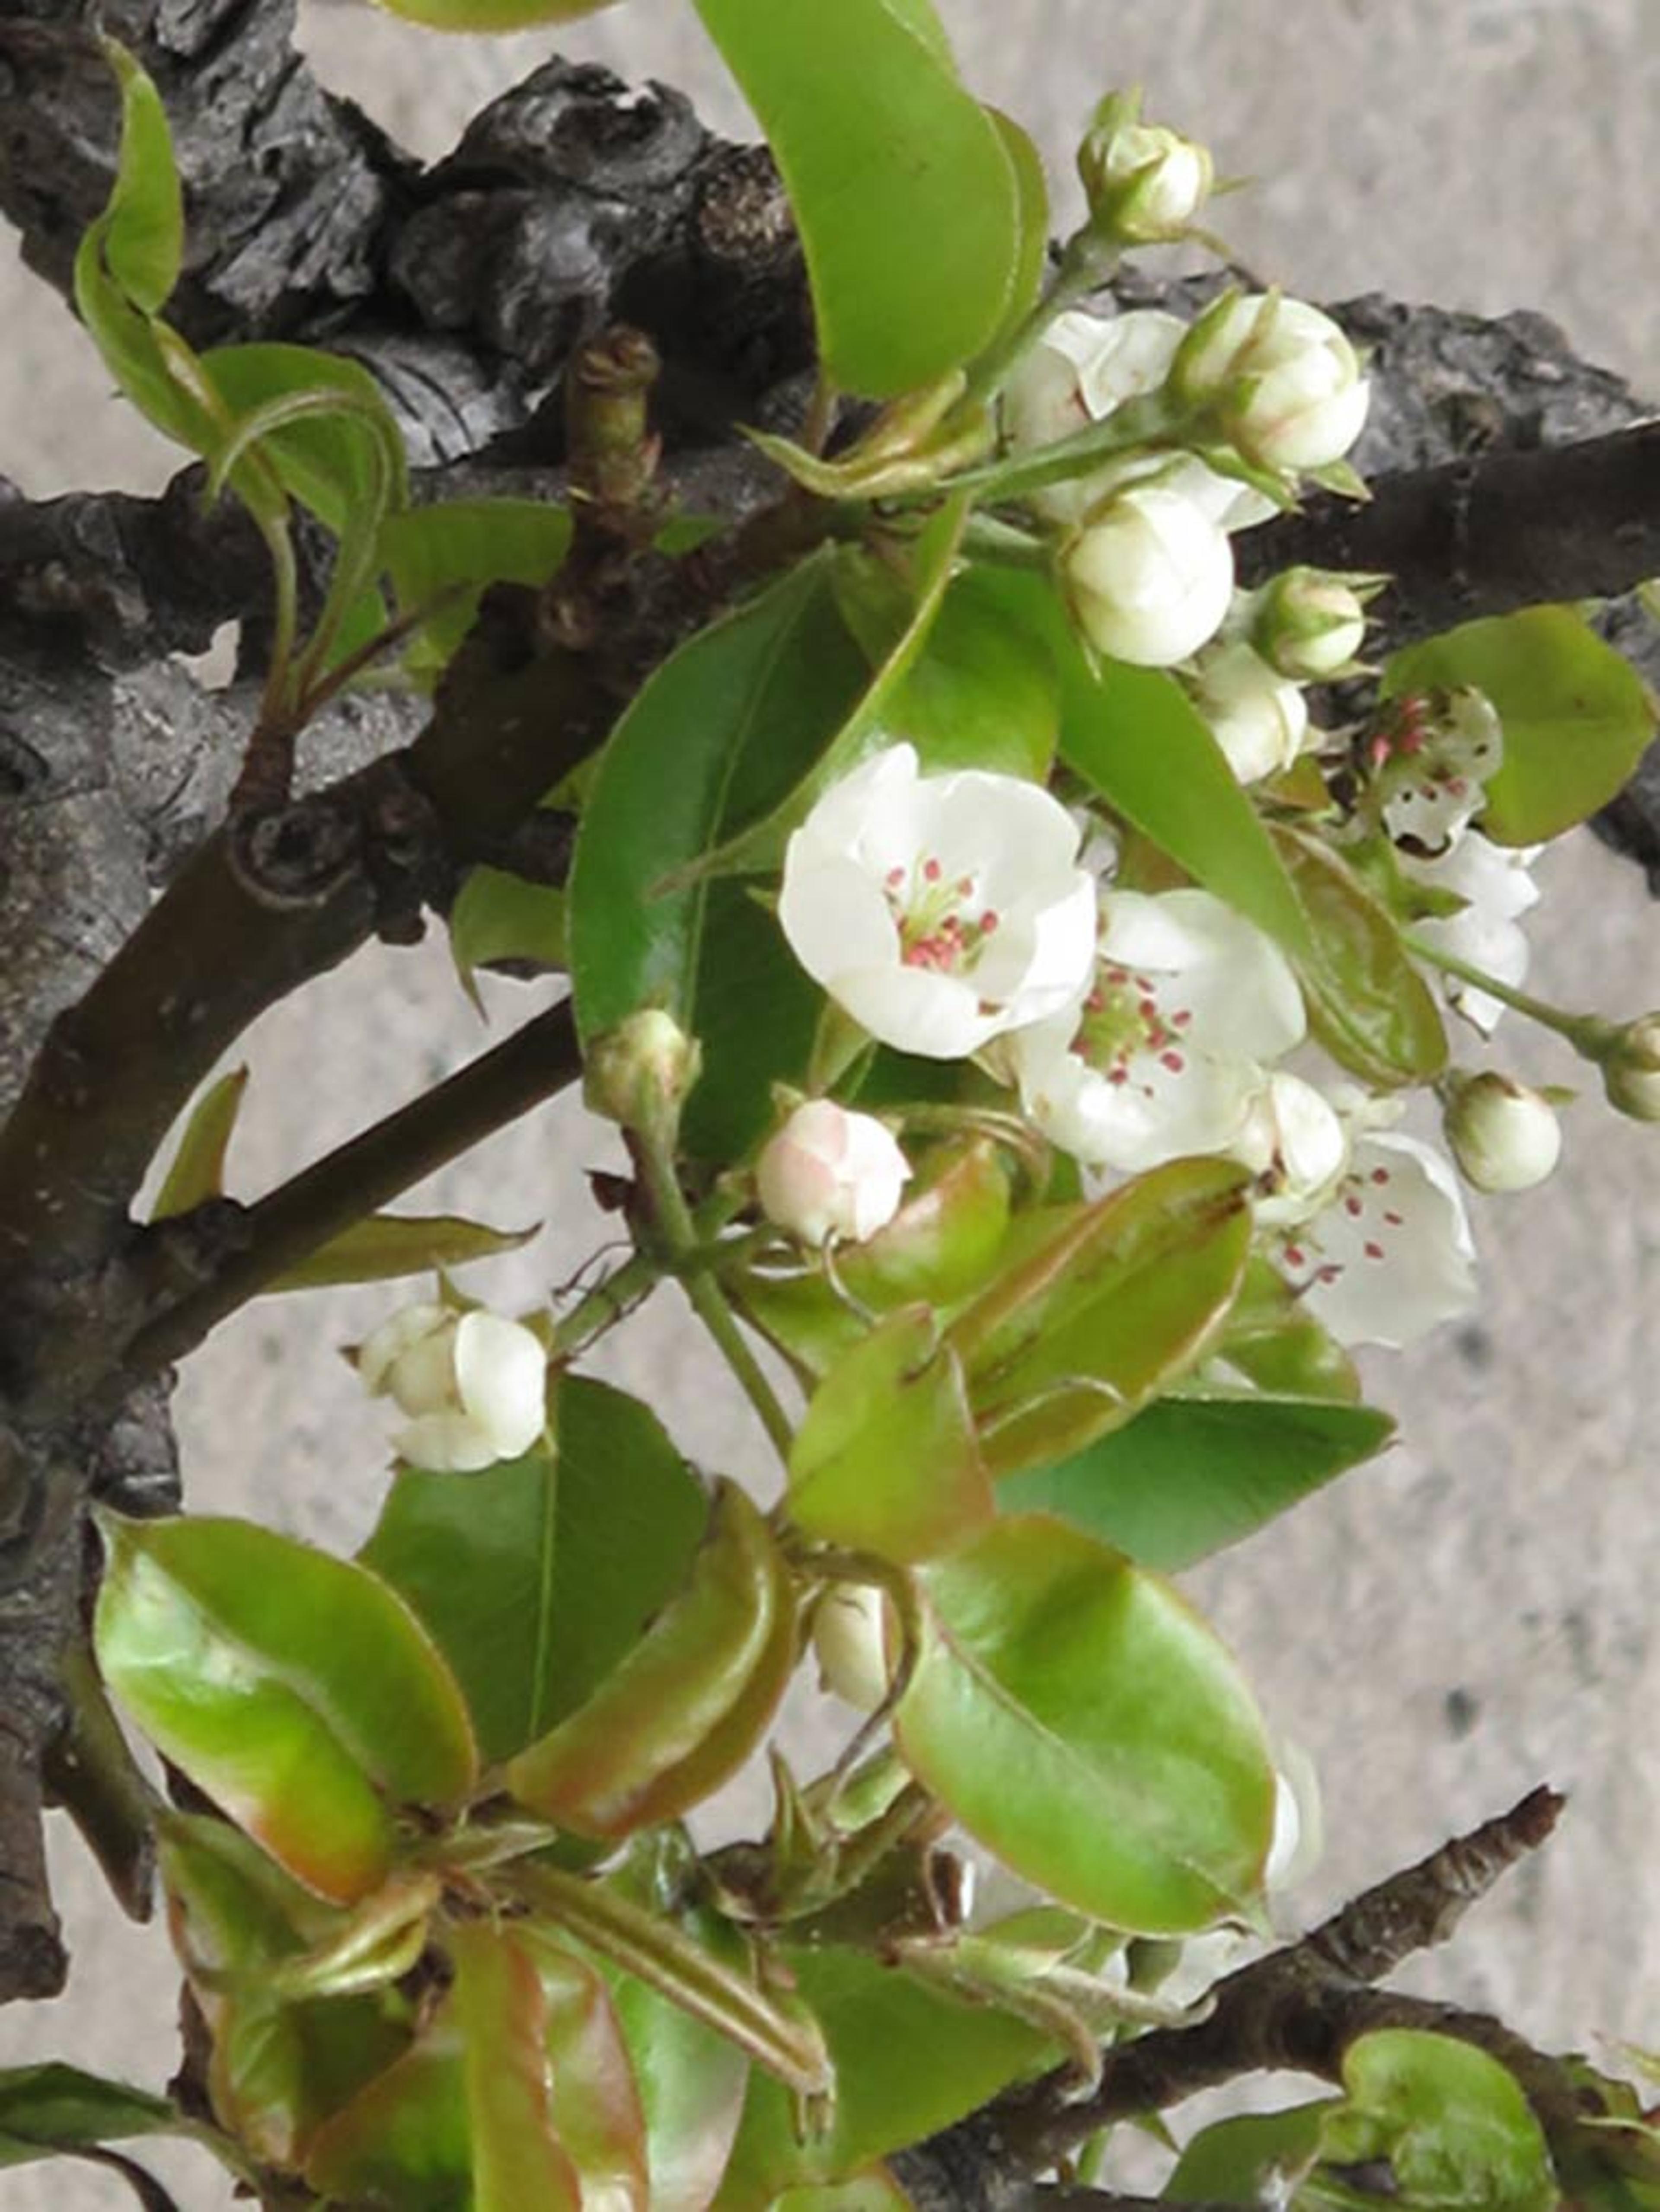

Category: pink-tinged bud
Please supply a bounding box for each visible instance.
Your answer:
[1077,90,1213,245]
[1063,484,1234,667]
[1443,1071,1562,1193]
[1173,292,1370,472]
[1601,1013,1660,1122]
[757,1100,911,1245]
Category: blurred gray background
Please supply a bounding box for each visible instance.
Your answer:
[2,1,1658,2202]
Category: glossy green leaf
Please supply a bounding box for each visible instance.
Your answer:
[692,0,1025,397]
[0,2067,178,2170]
[896,1514,1276,1931]
[517,1864,832,2097]
[268,1209,536,1292]
[980,569,1309,952]
[880,567,1059,780]
[303,2013,470,2210]
[1217,1255,1363,1404]
[451,1924,585,2212]
[948,1156,1254,1477]
[717,1943,1054,2205]
[599,1926,751,2212]
[789,1305,993,1563]
[983,109,1050,349]
[370,0,616,25]
[1384,607,1656,845]
[999,1392,1396,1572]
[1165,2100,1330,2202]
[379,497,575,684]
[96,1514,477,1903]
[522,1937,651,2209]
[1273,826,1449,1087]
[360,1375,707,1763]
[506,1480,796,1838]
[200,344,405,536]
[570,552,865,1154]
[449,867,567,993]
[151,1066,249,1220]
[1320,2030,1558,2211]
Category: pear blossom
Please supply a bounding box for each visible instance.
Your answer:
[1401,830,1540,1034]
[1273,1128,1477,1348]
[358,1301,547,1471]
[777,745,1097,1060]
[1064,483,1235,667]
[1173,292,1371,472]
[1370,688,1504,851]
[1443,1071,1562,1193]
[1231,1069,1347,1223]
[1008,887,1306,1172]
[1250,567,1372,680]
[1077,92,1213,243]
[1189,637,1309,784]
[757,1100,911,1245]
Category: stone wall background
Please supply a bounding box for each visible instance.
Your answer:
[1,3,1657,2202]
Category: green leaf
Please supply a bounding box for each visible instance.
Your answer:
[691,0,1025,397]
[303,2012,470,2211]
[983,109,1050,349]
[947,1156,1254,1477]
[999,1392,1396,1572]
[269,1210,536,1292]
[379,498,575,685]
[879,565,1060,780]
[717,1943,1055,2204]
[360,1375,707,1763]
[451,1924,585,2212]
[368,0,617,25]
[200,344,406,537]
[598,1927,751,2212]
[1165,2100,1331,2202]
[0,2067,177,2169]
[1384,607,1656,844]
[979,569,1309,952]
[81,41,181,312]
[788,1305,993,1563]
[449,867,567,993]
[1273,826,1449,1087]
[151,1066,249,1220]
[569,551,867,1155]
[96,1514,478,1903]
[896,1514,1276,1931]
[1320,2030,1558,2212]
[520,1937,651,2209]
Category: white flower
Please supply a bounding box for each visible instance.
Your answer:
[1230,1070,1347,1224]
[1174,292,1370,472]
[1401,830,1540,1035]
[1273,1129,1477,1348]
[778,745,1098,1060]
[358,1302,547,1472]
[1189,637,1309,784]
[1064,484,1235,667]
[1009,888,1306,1172]
[1443,1071,1562,1194]
[1372,688,1504,852]
[757,1100,911,1245]
[812,1584,893,1712]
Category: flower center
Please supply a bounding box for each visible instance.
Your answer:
[1071,963,1193,1088]
[1279,1159,1408,1289]
[885,856,1000,975]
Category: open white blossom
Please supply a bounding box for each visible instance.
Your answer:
[1401,830,1540,1034]
[757,1099,910,1245]
[1273,1128,1477,1348]
[358,1302,547,1472]
[778,745,1098,1060]
[1372,688,1504,851]
[1231,1069,1347,1223]
[1009,888,1306,1171]
[1065,484,1235,667]
[1190,637,1309,784]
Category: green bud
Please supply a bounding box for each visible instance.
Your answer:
[583,1009,701,1139]
[1442,1071,1562,1193]
[1076,89,1213,246]
[1250,565,1381,680]
[1600,1012,1660,1122]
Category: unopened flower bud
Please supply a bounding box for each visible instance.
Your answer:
[812,1584,893,1712]
[1443,1071,1562,1193]
[584,1009,701,1138]
[1251,567,1373,680]
[757,1100,911,1245]
[1190,637,1308,784]
[358,1302,547,1472]
[1172,291,1370,472]
[1077,90,1213,245]
[1063,483,1233,667]
[1600,1013,1660,1122]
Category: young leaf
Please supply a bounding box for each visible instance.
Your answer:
[379,497,575,685]
[976,569,1309,953]
[369,0,617,25]
[520,1936,651,2210]
[896,1514,1277,1931]
[268,1210,536,1292]
[360,1376,708,1763]
[449,866,567,994]
[150,1066,249,1220]
[691,0,1027,397]
[96,1514,478,1903]
[1383,606,1656,845]
[199,345,407,536]
[788,1305,993,1563]
[1165,2100,1331,2202]
[1273,826,1449,1087]
[0,2067,177,2170]
[997,1392,1396,1571]
[303,2013,471,2210]
[596,1924,752,2212]
[450,1924,585,2212]
[946,1156,1254,1477]
[1320,2030,1558,2212]
[504,1481,797,1839]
